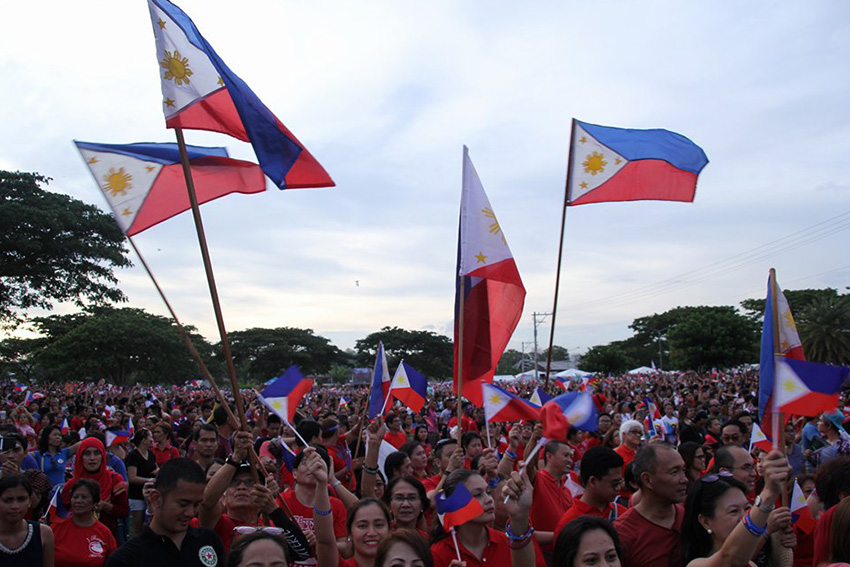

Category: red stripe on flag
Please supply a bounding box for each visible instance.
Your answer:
[569,160,697,206]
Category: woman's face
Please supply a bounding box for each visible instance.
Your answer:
[464,475,495,524]
[416,428,428,442]
[399,458,412,479]
[574,529,620,567]
[382,541,427,567]
[0,486,30,523]
[466,439,483,459]
[152,428,164,443]
[691,449,706,471]
[49,428,63,448]
[206,462,223,483]
[350,504,390,558]
[237,538,288,567]
[81,446,102,472]
[389,480,422,526]
[71,487,96,517]
[409,445,427,471]
[703,488,748,543]
[374,475,385,500]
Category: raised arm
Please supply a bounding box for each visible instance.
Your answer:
[502,462,536,567]
[308,448,339,567]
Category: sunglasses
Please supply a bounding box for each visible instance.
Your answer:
[701,471,734,483]
[233,526,285,536]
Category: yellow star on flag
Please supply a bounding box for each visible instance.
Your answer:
[580,136,587,144]
[782,311,796,329]
[489,394,502,406]
[615,157,623,165]
[164,98,175,108]
[580,181,588,189]
[88,157,98,164]
[122,208,132,216]
[272,400,283,410]
[781,379,799,394]
[157,17,166,30]
[475,252,487,264]
[217,76,224,87]
[145,166,156,173]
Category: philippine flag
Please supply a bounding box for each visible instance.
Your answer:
[390,361,428,413]
[368,342,392,419]
[482,383,541,423]
[147,0,334,190]
[749,422,773,452]
[644,415,658,440]
[435,483,485,531]
[540,392,598,441]
[529,387,553,408]
[258,366,314,423]
[75,141,265,236]
[758,273,807,438]
[60,418,70,435]
[643,397,662,420]
[567,120,708,206]
[790,481,816,534]
[105,430,131,448]
[454,147,526,406]
[774,357,848,417]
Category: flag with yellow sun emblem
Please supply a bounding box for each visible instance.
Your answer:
[454,146,526,406]
[567,119,708,206]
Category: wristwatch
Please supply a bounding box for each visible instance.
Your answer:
[225,456,241,468]
[754,495,775,513]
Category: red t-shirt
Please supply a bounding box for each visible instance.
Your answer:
[422,474,442,492]
[615,444,637,498]
[614,505,684,567]
[530,469,574,553]
[150,443,180,468]
[384,430,409,450]
[447,416,479,433]
[190,513,267,556]
[279,489,348,567]
[554,498,627,539]
[431,526,546,567]
[813,503,837,567]
[52,518,118,567]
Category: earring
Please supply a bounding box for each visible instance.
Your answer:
[706,528,712,534]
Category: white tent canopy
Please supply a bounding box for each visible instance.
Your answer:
[628,366,658,375]
[555,368,592,378]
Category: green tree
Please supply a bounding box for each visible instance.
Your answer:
[0,171,131,325]
[0,337,46,382]
[542,345,570,362]
[227,327,345,381]
[665,306,759,370]
[33,307,210,384]
[578,344,631,375]
[797,296,850,365]
[496,349,524,375]
[355,327,453,379]
[740,288,844,320]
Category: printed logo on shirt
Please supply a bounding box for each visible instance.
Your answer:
[87,536,106,557]
[199,545,218,567]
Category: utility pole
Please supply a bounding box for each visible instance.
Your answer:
[521,341,534,373]
[532,312,552,381]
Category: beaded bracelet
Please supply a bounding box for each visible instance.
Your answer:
[504,520,534,543]
[742,512,766,537]
[362,464,379,475]
[487,475,501,489]
[313,506,332,516]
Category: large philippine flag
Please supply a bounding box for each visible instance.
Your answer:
[454,147,526,406]
[368,342,392,420]
[147,0,334,190]
[774,357,848,417]
[258,366,314,423]
[482,383,541,423]
[567,120,709,206]
[75,141,265,236]
[758,273,807,437]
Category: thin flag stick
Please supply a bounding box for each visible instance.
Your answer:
[456,275,466,446]
[503,436,547,504]
[450,528,463,562]
[544,118,577,389]
[769,268,789,507]
[173,127,249,432]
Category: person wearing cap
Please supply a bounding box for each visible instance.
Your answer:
[809,410,850,468]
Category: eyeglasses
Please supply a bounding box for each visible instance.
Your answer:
[232,526,285,535]
[701,471,734,483]
[627,430,642,436]
[391,495,420,504]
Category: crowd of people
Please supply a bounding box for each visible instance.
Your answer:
[1,366,849,567]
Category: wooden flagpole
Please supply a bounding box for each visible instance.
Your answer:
[769,268,789,507]
[173,127,250,434]
[543,118,577,389]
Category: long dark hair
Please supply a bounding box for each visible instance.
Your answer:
[678,442,703,481]
[681,475,747,565]
[553,516,622,567]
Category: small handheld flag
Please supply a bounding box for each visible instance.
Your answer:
[60,418,70,435]
[390,361,428,413]
[482,383,542,423]
[258,366,314,423]
[774,358,848,417]
[749,422,773,452]
[790,481,816,534]
[540,392,598,441]
[529,387,553,408]
[435,482,485,531]
[368,342,392,420]
[105,430,131,448]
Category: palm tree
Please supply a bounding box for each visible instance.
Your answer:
[797,296,850,365]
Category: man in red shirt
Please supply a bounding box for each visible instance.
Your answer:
[383,413,408,449]
[554,446,626,538]
[614,443,688,567]
[422,438,463,493]
[530,440,574,559]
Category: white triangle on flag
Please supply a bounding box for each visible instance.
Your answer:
[568,123,628,202]
[774,358,809,409]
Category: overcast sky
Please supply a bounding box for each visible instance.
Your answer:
[2,1,849,362]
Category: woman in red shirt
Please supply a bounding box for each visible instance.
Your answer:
[53,479,117,567]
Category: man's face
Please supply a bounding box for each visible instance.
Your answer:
[267,422,282,438]
[387,418,400,432]
[591,468,623,504]
[196,430,218,458]
[721,425,744,447]
[708,400,720,415]
[546,444,573,475]
[225,472,254,510]
[0,439,25,468]
[727,447,756,493]
[644,448,688,504]
[598,416,612,434]
[438,443,458,471]
[151,480,205,535]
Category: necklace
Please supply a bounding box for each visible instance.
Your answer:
[0,522,33,555]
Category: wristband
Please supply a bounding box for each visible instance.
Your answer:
[362,464,379,475]
[742,512,767,537]
[313,506,332,516]
[225,456,241,468]
[487,476,501,489]
[505,450,518,460]
[505,520,534,544]
[331,480,342,488]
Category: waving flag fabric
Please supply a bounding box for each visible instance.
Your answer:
[105,430,131,448]
[758,274,807,437]
[643,397,662,420]
[436,483,485,530]
[60,418,70,435]
[749,422,773,452]
[529,387,553,408]
[147,0,334,190]
[644,415,658,440]
[390,361,428,413]
[76,141,265,236]
[568,119,708,206]
[454,147,526,406]
[368,342,392,419]
[482,383,541,423]
[774,358,847,417]
[258,366,314,423]
[541,392,598,441]
[790,481,816,534]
